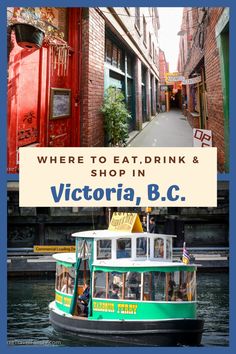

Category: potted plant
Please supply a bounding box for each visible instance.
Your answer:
[101,87,131,147]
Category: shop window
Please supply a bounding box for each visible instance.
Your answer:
[125,272,141,300]
[127,56,133,77]
[154,238,164,258]
[56,264,75,295]
[105,38,124,70]
[127,78,133,113]
[143,272,165,301]
[97,239,112,259]
[116,238,131,258]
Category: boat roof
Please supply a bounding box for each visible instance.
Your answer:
[52,253,76,264]
[93,259,198,268]
[52,253,199,268]
[71,230,176,239]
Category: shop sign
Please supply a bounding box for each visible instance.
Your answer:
[160,85,168,92]
[34,245,76,253]
[193,129,212,147]
[182,76,202,85]
[166,73,184,82]
[108,212,143,232]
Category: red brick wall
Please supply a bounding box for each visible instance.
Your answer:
[81,8,105,147]
[180,8,225,171]
[204,8,225,171]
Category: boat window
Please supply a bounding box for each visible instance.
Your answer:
[93,271,106,298]
[166,239,171,259]
[56,265,75,295]
[107,272,124,299]
[136,237,147,257]
[97,240,112,259]
[154,238,164,258]
[116,238,131,258]
[143,272,165,301]
[165,271,196,301]
[125,272,141,300]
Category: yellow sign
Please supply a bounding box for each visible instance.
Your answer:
[108,212,143,233]
[165,72,184,83]
[33,245,76,253]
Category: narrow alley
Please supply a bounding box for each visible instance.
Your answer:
[129,109,193,147]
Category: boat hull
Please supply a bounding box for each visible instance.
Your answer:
[49,306,204,346]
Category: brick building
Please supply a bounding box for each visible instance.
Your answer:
[159,48,169,111]
[178,7,229,172]
[7,7,160,172]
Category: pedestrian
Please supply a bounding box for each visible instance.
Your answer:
[149,217,158,233]
[141,215,147,232]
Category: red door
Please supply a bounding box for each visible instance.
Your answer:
[7,8,82,173]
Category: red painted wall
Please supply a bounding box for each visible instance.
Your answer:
[7,8,82,173]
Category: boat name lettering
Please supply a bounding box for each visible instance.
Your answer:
[117,304,138,315]
[93,302,115,312]
[55,294,63,303]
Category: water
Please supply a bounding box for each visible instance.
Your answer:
[7,272,229,347]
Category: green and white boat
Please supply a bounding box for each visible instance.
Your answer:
[49,213,204,346]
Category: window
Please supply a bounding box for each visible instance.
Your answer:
[116,238,131,258]
[56,264,75,295]
[143,272,165,301]
[154,238,164,258]
[105,38,124,70]
[143,16,147,44]
[108,272,124,299]
[125,272,141,300]
[93,270,196,302]
[93,271,106,298]
[149,33,152,57]
[135,8,140,31]
[166,239,171,259]
[97,239,111,259]
[136,237,147,257]
[166,271,196,302]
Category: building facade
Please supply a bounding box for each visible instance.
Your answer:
[7,7,160,172]
[159,48,169,111]
[178,7,229,172]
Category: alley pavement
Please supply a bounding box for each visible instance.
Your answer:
[128,109,193,147]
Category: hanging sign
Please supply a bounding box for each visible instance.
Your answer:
[160,85,169,92]
[166,72,202,85]
[166,73,184,83]
[182,76,202,85]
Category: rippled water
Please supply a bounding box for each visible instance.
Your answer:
[7,272,229,347]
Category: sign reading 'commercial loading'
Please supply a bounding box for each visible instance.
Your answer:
[19,147,217,207]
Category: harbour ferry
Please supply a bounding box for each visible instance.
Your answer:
[49,213,204,346]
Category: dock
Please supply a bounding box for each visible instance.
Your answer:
[7,247,229,276]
